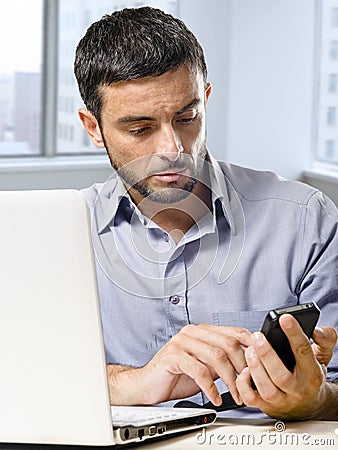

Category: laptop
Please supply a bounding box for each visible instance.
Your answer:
[0,189,216,446]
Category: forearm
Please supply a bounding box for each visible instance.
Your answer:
[106,364,146,406]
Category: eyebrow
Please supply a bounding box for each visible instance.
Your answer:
[116,98,201,124]
[175,98,201,115]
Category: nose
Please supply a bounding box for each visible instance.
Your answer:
[155,125,183,161]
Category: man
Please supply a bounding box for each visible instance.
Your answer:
[74,6,338,420]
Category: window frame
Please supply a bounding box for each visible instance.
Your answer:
[0,0,108,162]
[312,0,338,174]
[0,0,111,190]
[41,0,59,158]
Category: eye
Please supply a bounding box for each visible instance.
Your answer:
[180,117,195,123]
[177,114,197,124]
[129,127,149,135]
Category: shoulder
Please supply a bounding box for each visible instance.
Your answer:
[81,183,105,209]
[81,183,107,217]
[218,161,319,206]
[81,177,120,209]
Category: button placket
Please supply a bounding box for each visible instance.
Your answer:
[164,253,189,335]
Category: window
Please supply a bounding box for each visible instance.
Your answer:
[0,0,43,156]
[327,106,337,125]
[328,73,338,92]
[316,0,338,164]
[332,7,338,27]
[0,0,178,159]
[329,40,338,60]
[326,139,336,159]
[57,0,179,155]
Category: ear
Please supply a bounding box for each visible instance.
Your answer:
[205,82,212,103]
[78,108,105,148]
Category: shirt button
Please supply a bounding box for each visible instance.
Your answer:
[169,295,180,305]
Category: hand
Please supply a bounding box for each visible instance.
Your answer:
[236,314,337,420]
[107,323,252,406]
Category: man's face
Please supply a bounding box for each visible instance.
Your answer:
[82,65,211,204]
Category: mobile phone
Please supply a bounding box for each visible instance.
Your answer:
[260,302,320,372]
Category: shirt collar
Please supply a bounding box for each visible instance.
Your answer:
[96,173,133,234]
[207,154,236,235]
[96,154,236,235]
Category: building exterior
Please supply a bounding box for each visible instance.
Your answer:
[317,0,338,163]
[57,0,178,155]
[14,72,41,154]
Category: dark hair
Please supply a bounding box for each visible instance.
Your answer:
[74,6,207,120]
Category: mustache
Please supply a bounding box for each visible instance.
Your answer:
[115,153,198,179]
[147,162,189,175]
[147,155,195,176]
[117,160,190,177]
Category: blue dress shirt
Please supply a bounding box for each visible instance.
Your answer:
[82,155,338,419]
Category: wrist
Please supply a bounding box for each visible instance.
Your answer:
[106,364,145,406]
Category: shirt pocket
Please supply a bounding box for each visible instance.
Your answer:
[213,310,271,333]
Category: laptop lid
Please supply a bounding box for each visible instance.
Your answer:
[0,189,216,446]
[0,189,114,445]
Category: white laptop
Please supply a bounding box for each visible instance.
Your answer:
[0,189,216,446]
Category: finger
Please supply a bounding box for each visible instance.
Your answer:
[236,367,261,407]
[312,327,338,366]
[198,323,252,347]
[245,345,288,404]
[250,331,297,394]
[313,326,338,346]
[279,314,318,372]
[171,352,222,406]
[181,324,248,373]
[176,331,243,404]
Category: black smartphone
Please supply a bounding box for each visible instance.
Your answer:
[260,302,320,372]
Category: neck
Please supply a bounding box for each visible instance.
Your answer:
[128,173,212,243]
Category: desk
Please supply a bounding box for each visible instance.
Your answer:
[134,419,338,449]
[0,420,335,449]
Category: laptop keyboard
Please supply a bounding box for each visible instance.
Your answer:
[111,406,194,426]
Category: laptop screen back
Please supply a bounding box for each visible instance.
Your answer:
[0,190,114,445]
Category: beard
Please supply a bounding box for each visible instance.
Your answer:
[123,175,198,204]
[103,138,208,204]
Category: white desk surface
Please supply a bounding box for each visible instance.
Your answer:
[0,419,335,449]
[135,419,338,450]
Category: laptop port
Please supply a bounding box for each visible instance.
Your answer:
[138,428,145,440]
[157,426,166,435]
[123,428,130,440]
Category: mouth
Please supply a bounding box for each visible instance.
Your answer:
[151,169,188,183]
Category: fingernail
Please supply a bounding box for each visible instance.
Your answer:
[230,390,241,405]
[314,327,325,338]
[281,314,293,329]
[241,367,250,375]
[235,395,243,405]
[246,346,257,360]
[215,394,222,406]
[253,332,264,345]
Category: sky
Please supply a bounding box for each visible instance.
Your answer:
[0,0,43,74]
